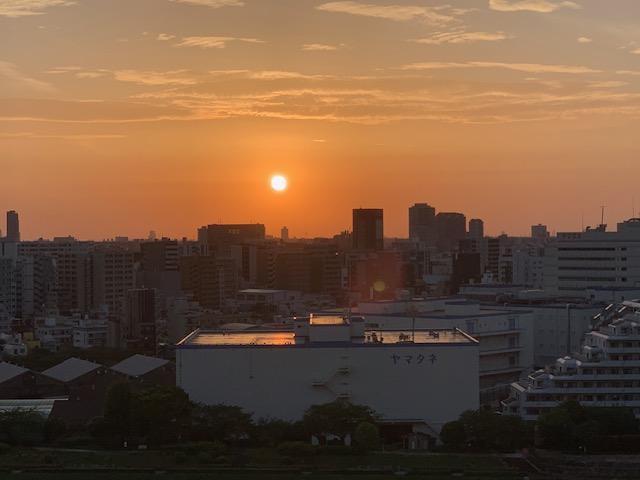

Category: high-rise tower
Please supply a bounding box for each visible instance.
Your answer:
[352,209,383,251]
[6,211,19,242]
[408,203,437,248]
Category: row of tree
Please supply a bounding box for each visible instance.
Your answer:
[88,379,379,449]
[440,400,640,453]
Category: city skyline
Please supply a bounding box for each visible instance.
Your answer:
[2,0,640,240]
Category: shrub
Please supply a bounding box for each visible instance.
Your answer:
[197,452,212,464]
[278,441,315,457]
[174,451,188,464]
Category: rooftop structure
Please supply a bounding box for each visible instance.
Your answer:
[177,314,478,435]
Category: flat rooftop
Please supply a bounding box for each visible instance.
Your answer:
[178,328,476,348]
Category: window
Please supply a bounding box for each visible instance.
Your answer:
[509,318,516,330]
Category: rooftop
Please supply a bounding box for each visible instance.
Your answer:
[178,328,476,348]
[42,358,100,382]
[111,354,169,377]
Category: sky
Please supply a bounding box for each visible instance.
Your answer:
[1,0,640,240]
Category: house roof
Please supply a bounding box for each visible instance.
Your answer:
[0,362,29,384]
[110,354,169,377]
[42,358,100,382]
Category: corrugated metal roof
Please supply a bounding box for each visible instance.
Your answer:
[42,357,100,382]
[0,362,29,384]
[110,354,168,377]
[0,398,66,418]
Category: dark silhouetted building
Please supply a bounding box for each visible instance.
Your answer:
[353,209,383,251]
[180,255,238,310]
[409,203,437,248]
[468,218,484,239]
[6,210,19,242]
[198,223,265,256]
[436,212,466,252]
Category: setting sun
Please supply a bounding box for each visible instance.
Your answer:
[271,175,287,192]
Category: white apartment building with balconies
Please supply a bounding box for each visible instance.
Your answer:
[503,300,640,420]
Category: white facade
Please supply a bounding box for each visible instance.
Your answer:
[506,303,602,368]
[358,298,533,403]
[503,300,640,421]
[544,219,640,298]
[73,317,108,349]
[177,315,479,433]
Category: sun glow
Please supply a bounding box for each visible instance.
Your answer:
[271,175,287,191]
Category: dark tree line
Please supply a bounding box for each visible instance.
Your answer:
[88,379,380,450]
[440,401,640,454]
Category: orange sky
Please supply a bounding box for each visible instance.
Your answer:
[2,0,640,240]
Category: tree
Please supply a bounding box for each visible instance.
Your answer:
[451,409,532,452]
[302,401,377,444]
[130,386,194,446]
[354,421,379,451]
[104,378,134,439]
[190,404,253,443]
[440,420,466,451]
[0,409,46,446]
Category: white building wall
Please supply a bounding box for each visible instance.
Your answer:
[177,341,478,431]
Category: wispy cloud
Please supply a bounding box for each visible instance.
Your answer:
[0,0,75,17]
[400,61,599,74]
[0,132,126,140]
[302,43,346,51]
[0,61,54,92]
[169,0,243,8]
[412,30,510,45]
[157,33,176,41]
[114,69,198,86]
[631,48,640,55]
[316,2,459,26]
[577,37,592,44]
[617,70,640,76]
[489,0,580,13]
[173,36,264,48]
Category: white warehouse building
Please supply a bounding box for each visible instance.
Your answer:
[177,315,479,435]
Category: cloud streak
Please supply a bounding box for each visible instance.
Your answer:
[173,36,264,48]
[169,0,243,8]
[0,0,75,17]
[489,0,580,13]
[400,61,599,74]
[316,1,459,26]
[412,30,510,45]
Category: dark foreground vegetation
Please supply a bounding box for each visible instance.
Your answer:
[2,380,640,478]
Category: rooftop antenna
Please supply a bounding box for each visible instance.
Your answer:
[600,205,606,226]
[581,210,584,232]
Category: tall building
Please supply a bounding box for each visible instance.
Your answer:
[436,212,466,252]
[544,218,640,298]
[281,226,289,241]
[531,224,550,240]
[352,209,383,251]
[408,203,437,248]
[6,211,19,242]
[179,255,238,311]
[198,223,266,256]
[468,218,484,239]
